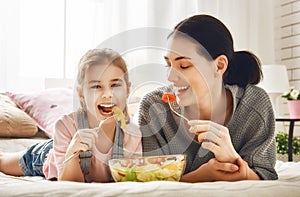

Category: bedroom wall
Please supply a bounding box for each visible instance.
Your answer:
[275,0,300,136]
[275,0,300,88]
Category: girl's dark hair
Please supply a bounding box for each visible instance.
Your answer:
[171,14,262,87]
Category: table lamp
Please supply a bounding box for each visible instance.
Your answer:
[257,65,290,117]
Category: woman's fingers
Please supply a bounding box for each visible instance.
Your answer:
[209,158,239,172]
[188,120,221,129]
[188,120,211,126]
[198,131,220,144]
[188,120,223,137]
[201,140,220,153]
[189,124,208,134]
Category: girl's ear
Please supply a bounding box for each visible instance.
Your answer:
[214,55,228,75]
[77,86,84,98]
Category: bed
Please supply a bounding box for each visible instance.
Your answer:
[1,89,300,196]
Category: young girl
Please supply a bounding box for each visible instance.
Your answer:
[139,14,277,182]
[0,48,142,182]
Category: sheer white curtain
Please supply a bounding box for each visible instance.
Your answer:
[0,0,276,92]
[0,0,64,92]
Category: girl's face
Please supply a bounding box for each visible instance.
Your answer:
[165,36,216,108]
[80,63,129,126]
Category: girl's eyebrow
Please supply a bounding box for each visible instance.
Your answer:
[88,78,124,84]
[164,56,192,61]
[88,80,100,84]
[111,78,124,82]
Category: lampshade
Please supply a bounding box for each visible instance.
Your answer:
[258,65,290,93]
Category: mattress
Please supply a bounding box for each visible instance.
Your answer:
[1,134,300,197]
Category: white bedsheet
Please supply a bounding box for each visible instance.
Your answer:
[1,136,300,197]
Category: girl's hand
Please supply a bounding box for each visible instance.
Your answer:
[188,120,239,163]
[65,128,98,159]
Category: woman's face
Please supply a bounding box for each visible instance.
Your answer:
[80,63,129,126]
[164,35,216,108]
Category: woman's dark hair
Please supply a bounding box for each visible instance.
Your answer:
[170,14,263,87]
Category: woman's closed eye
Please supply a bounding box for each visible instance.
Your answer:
[180,65,190,69]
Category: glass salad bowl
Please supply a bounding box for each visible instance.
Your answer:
[108,154,186,182]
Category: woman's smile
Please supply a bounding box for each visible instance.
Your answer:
[174,85,190,96]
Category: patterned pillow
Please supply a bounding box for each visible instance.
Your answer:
[0,94,38,137]
[6,88,74,138]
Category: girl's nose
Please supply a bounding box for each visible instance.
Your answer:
[167,67,179,83]
[102,88,113,99]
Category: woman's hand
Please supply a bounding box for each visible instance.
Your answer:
[181,157,260,182]
[188,120,239,164]
[180,158,239,182]
[206,157,260,181]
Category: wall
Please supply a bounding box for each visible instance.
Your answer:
[275,0,300,136]
[275,0,300,87]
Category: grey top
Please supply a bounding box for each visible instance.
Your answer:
[138,84,278,180]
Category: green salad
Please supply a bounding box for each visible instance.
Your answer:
[109,155,186,182]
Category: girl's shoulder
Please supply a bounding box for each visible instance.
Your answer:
[55,112,76,124]
[54,112,77,133]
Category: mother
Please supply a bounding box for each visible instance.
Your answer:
[138,14,277,182]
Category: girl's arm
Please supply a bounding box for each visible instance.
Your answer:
[53,114,96,182]
[59,154,84,182]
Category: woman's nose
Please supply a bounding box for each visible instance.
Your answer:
[167,67,179,82]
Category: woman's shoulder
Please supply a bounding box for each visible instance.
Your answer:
[237,84,274,117]
[138,85,172,122]
[242,84,270,103]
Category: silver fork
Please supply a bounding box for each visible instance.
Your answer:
[63,115,115,164]
[167,96,189,122]
[96,115,116,133]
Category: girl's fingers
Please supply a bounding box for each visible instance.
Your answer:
[78,143,89,152]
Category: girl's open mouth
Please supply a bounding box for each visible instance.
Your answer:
[98,103,115,116]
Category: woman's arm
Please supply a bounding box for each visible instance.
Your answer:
[180,157,260,182]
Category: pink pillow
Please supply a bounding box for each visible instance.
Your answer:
[7,88,74,138]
